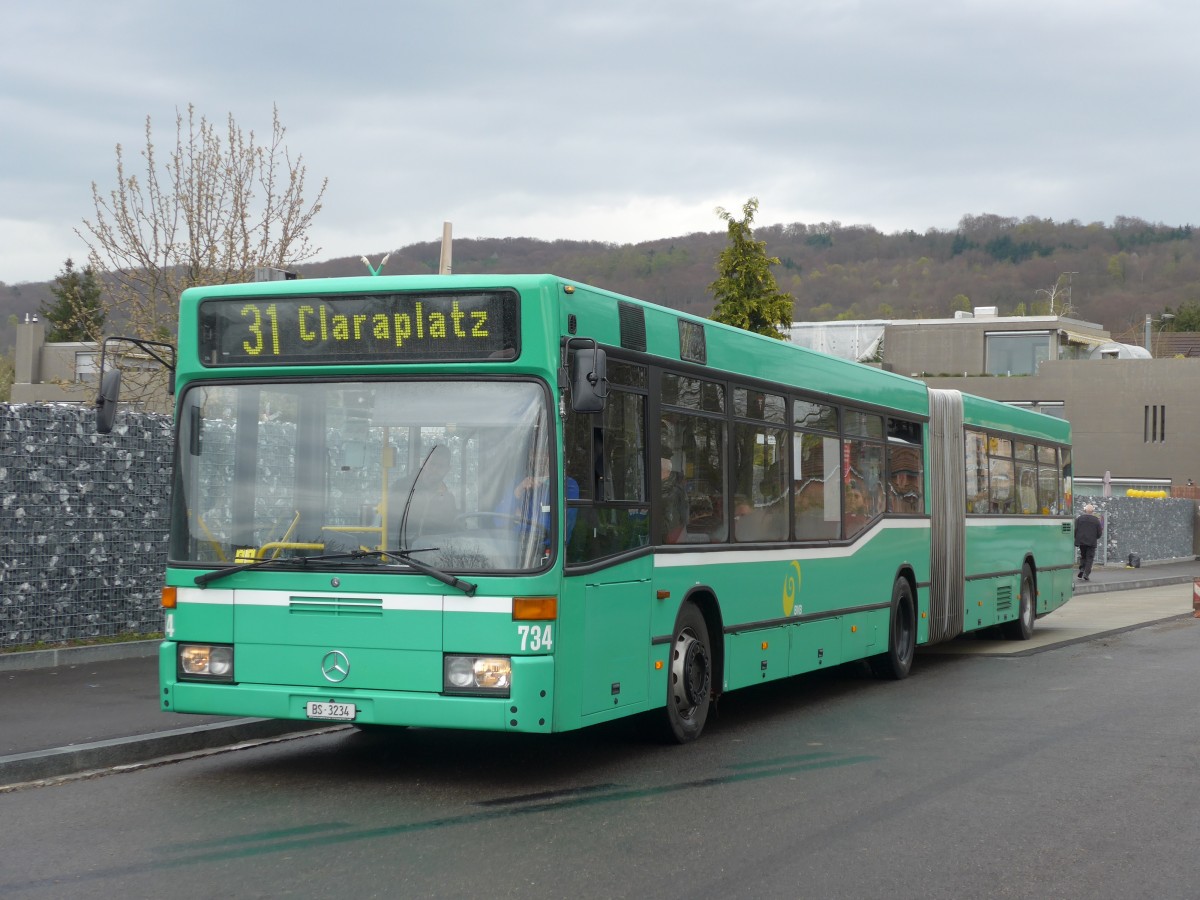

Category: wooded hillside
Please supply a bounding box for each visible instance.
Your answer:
[4,213,1197,352]
[306,213,1200,340]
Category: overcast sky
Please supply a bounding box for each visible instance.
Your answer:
[3,0,1198,285]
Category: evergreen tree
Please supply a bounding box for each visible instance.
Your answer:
[0,349,13,401]
[40,258,106,342]
[1162,301,1200,331]
[708,198,794,339]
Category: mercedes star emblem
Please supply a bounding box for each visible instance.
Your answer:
[320,650,350,683]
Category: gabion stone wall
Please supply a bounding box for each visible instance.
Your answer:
[0,404,173,649]
[1074,496,1196,566]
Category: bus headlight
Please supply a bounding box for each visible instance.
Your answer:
[178,643,235,681]
[443,655,511,696]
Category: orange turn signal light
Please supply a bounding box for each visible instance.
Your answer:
[513,596,557,621]
[161,586,177,609]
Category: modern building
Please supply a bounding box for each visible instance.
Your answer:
[10,318,99,405]
[790,309,1200,494]
[9,319,172,413]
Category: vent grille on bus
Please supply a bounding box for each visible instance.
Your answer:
[289,597,384,616]
[995,584,1013,613]
[618,301,647,352]
[1062,522,1072,534]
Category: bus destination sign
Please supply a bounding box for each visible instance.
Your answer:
[197,290,519,366]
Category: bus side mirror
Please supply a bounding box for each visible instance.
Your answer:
[93,335,176,433]
[569,347,607,413]
[96,368,122,435]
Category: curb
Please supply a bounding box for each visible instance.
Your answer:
[0,718,334,787]
[1072,574,1197,595]
[0,639,160,673]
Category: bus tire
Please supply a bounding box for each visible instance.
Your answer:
[870,577,916,680]
[661,602,713,744]
[1002,564,1036,640]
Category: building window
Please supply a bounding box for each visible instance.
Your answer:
[1144,405,1167,443]
[75,351,99,383]
[985,331,1051,376]
[1006,400,1066,419]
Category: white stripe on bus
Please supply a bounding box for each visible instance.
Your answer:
[176,587,512,614]
[654,518,930,568]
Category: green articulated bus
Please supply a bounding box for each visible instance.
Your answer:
[141,273,1073,743]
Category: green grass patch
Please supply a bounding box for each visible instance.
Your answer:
[0,632,164,655]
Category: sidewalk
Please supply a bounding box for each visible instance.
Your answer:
[1070,555,1200,596]
[2,557,1198,788]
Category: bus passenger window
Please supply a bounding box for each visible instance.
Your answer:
[887,445,923,514]
[660,451,688,543]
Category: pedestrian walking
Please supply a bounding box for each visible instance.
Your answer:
[1075,503,1102,580]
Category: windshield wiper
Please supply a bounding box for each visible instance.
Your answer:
[193,548,478,596]
[399,446,438,552]
[194,550,378,587]
[375,548,477,596]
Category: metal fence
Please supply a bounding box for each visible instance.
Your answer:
[1073,495,1195,566]
[0,404,172,649]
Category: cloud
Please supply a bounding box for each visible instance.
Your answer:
[2,0,1199,284]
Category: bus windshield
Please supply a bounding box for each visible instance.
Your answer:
[170,378,555,573]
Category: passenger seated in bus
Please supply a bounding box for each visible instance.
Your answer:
[688,494,715,529]
[754,463,788,540]
[794,476,840,540]
[887,446,923,513]
[390,446,457,545]
[660,451,688,543]
[734,493,767,542]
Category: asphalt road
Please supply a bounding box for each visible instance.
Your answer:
[1,611,1197,899]
[1,574,1195,787]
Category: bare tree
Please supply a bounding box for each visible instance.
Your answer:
[1033,272,1077,317]
[79,104,328,344]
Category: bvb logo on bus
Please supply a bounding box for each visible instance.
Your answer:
[782,560,802,617]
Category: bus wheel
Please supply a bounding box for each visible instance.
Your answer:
[870,577,916,680]
[1002,564,1036,640]
[662,603,712,744]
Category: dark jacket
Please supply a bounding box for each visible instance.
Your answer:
[1074,512,1102,548]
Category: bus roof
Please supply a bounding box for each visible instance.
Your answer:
[179,273,1070,442]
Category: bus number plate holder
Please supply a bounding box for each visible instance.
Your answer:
[305,701,357,721]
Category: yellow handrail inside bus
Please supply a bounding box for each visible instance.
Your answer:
[195,513,229,563]
[264,510,305,558]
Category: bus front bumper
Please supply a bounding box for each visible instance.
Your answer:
[160,646,555,733]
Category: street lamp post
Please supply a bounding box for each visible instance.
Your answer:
[1144,313,1175,355]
